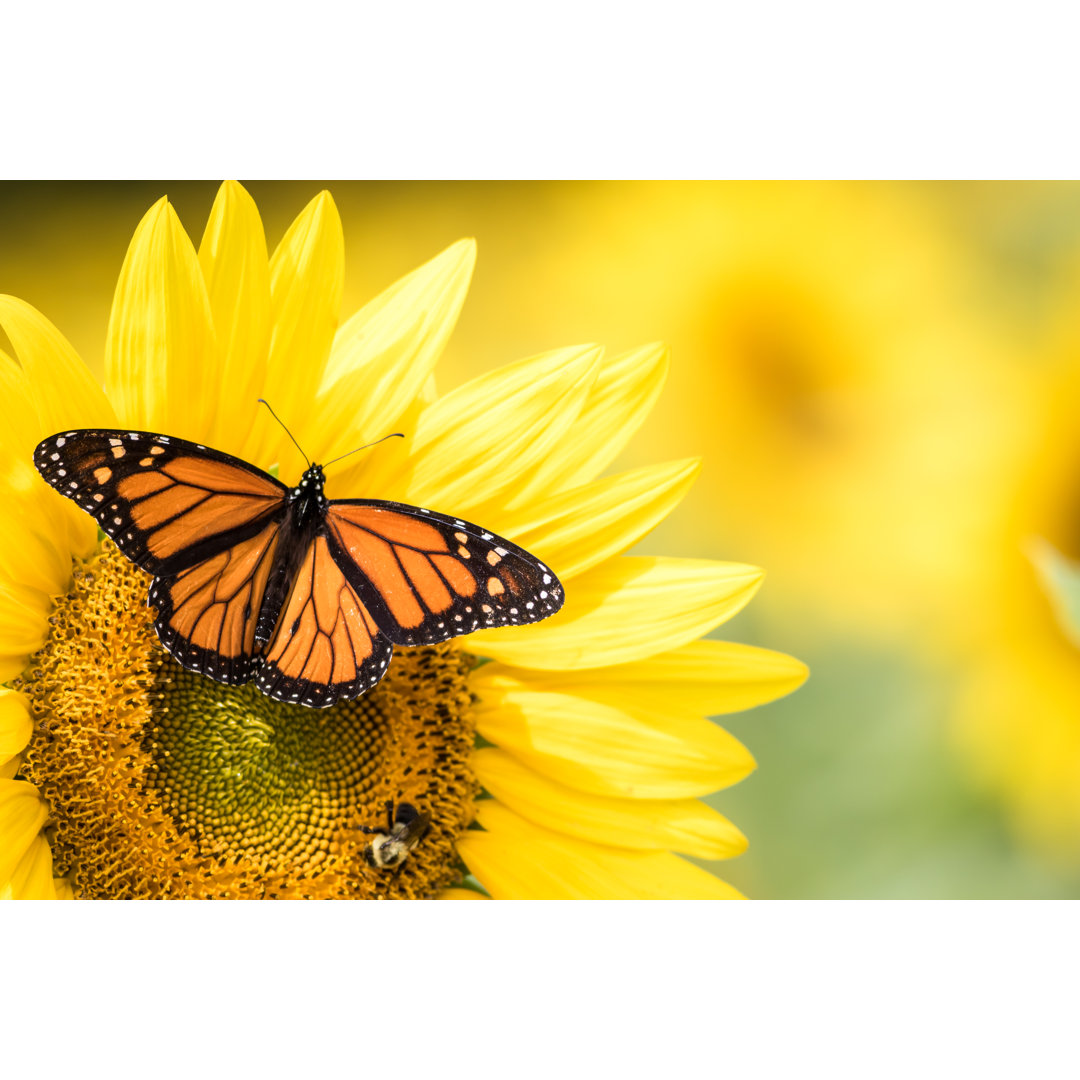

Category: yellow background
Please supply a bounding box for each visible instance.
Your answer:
[5,181,1080,897]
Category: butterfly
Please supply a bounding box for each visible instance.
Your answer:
[34,424,564,708]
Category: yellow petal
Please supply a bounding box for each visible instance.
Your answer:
[0,834,55,899]
[197,181,271,457]
[458,801,743,899]
[0,350,93,565]
[0,758,21,780]
[53,876,74,900]
[485,639,809,716]
[0,304,108,557]
[250,191,344,471]
[0,779,49,889]
[473,685,755,798]
[490,457,700,581]
[473,748,747,859]
[104,196,217,440]
[0,513,69,611]
[468,556,764,670]
[313,240,476,467]
[0,602,48,659]
[439,887,489,900]
[388,345,602,515]
[0,295,115,431]
[557,343,669,488]
[0,690,32,768]
[0,350,48,461]
[0,307,105,559]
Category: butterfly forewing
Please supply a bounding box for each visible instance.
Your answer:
[256,535,394,708]
[34,429,287,575]
[324,500,564,647]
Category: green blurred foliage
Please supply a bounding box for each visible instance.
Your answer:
[708,611,1080,898]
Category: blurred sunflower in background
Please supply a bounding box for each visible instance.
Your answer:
[0,181,806,899]
[953,234,1080,863]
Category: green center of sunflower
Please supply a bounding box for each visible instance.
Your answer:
[16,542,479,899]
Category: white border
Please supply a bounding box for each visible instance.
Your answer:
[6,3,1080,178]
[4,902,1077,1075]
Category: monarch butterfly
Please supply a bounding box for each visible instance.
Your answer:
[33,422,564,708]
[361,801,431,870]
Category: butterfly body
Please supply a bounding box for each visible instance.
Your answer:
[250,463,329,646]
[34,428,564,708]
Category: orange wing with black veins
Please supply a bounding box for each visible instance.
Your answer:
[34,428,286,575]
[256,535,394,708]
[150,519,281,685]
[323,500,564,647]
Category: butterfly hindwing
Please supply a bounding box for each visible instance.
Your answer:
[150,518,282,685]
[33,429,287,575]
[256,534,394,708]
[323,500,564,647]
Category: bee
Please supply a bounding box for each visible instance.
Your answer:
[362,801,432,870]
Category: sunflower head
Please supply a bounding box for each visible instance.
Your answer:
[0,182,807,899]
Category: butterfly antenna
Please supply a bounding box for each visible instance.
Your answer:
[257,399,310,468]
[323,433,404,470]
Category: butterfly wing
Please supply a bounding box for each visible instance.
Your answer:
[34,429,287,576]
[255,534,394,708]
[323,500,564,647]
[150,518,282,685]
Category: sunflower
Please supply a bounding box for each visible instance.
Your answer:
[950,256,1080,860]
[0,182,806,899]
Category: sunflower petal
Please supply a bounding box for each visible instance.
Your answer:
[0,295,116,433]
[458,801,743,899]
[0,314,104,558]
[197,181,271,457]
[0,689,32,768]
[557,343,669,488]
[489,457,700,581]
[0,779,49,889]
[250,191,344,470]
[104,196,217,439]
[0,834,55,899]
[0,503,72,606]
[482,640,809,716]
[389,345,602,514]
[468,556,764,669]
[0,592,50,659]
[439,888,489,900]
[473,685,755,798]
[0,352,95,565]
[0,349,49,459]
[312,240,476,465]
[473,748,747,859]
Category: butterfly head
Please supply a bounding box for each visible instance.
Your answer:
[290,463,328,524]
[294,463,326,494]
